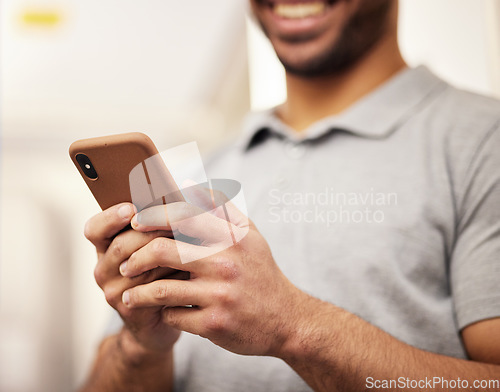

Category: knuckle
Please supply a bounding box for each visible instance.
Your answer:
[213,284,235,306]
[204,309,228,335]
[162,308,178,327]
[151,237,167,257]
[153,282,169,300]
[213,257,240,281]
[103,286,120,306]
[109,237,124,258]
[83,219,94,241]
[93,265,105,287]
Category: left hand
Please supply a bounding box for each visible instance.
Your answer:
[119,193,304,357]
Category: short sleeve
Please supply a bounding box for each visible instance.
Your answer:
[451,123,500,330]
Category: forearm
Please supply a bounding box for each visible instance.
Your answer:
[79,328,174,392]
[279,295,500,392]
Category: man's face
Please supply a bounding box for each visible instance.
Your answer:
[250,0,395,77]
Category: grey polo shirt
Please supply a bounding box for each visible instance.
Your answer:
[170,65,500,392]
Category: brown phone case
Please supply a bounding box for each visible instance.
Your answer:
[69,132,183,211]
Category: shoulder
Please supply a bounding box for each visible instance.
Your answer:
[432,87,500,211]
[418,83,500,177]
[427,84,500,144]
[442,86,500,118]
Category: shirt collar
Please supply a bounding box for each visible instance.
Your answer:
[239,65,447,150]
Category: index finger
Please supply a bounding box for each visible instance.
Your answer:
[84,202,137,254]
[131,202,242,246]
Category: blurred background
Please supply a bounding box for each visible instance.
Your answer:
[1,0,499,390]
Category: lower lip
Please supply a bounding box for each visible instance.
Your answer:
[262,2,338,37]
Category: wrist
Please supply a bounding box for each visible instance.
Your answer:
[277,292,340,364]
[273,289,316,361]
[116,327,172,368]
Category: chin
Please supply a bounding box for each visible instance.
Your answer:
[270,31,349,77]
[253,0,395,77]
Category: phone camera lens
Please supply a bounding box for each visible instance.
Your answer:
[76,154,98,180]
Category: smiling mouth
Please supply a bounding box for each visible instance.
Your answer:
[260,0,340,19]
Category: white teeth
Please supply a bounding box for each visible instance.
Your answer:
[274,2,327,19]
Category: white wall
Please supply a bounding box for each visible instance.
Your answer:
[1,0,248,147]
[399,0,500,97]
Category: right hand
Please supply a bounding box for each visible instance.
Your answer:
[84,202,183,358]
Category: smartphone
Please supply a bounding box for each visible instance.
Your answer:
[69,132,183,211]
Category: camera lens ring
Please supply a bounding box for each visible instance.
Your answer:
[76,153,98,180]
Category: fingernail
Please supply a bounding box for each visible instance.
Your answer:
[118,205,133,219]
[122,291,130,306]
[131,212,147,227]
[136,212,144,224]
[131,214,139,228]
[119,261,128,276]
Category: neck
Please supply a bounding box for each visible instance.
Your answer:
[278,27,406,132]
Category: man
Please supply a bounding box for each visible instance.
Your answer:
[80,0,500,391]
